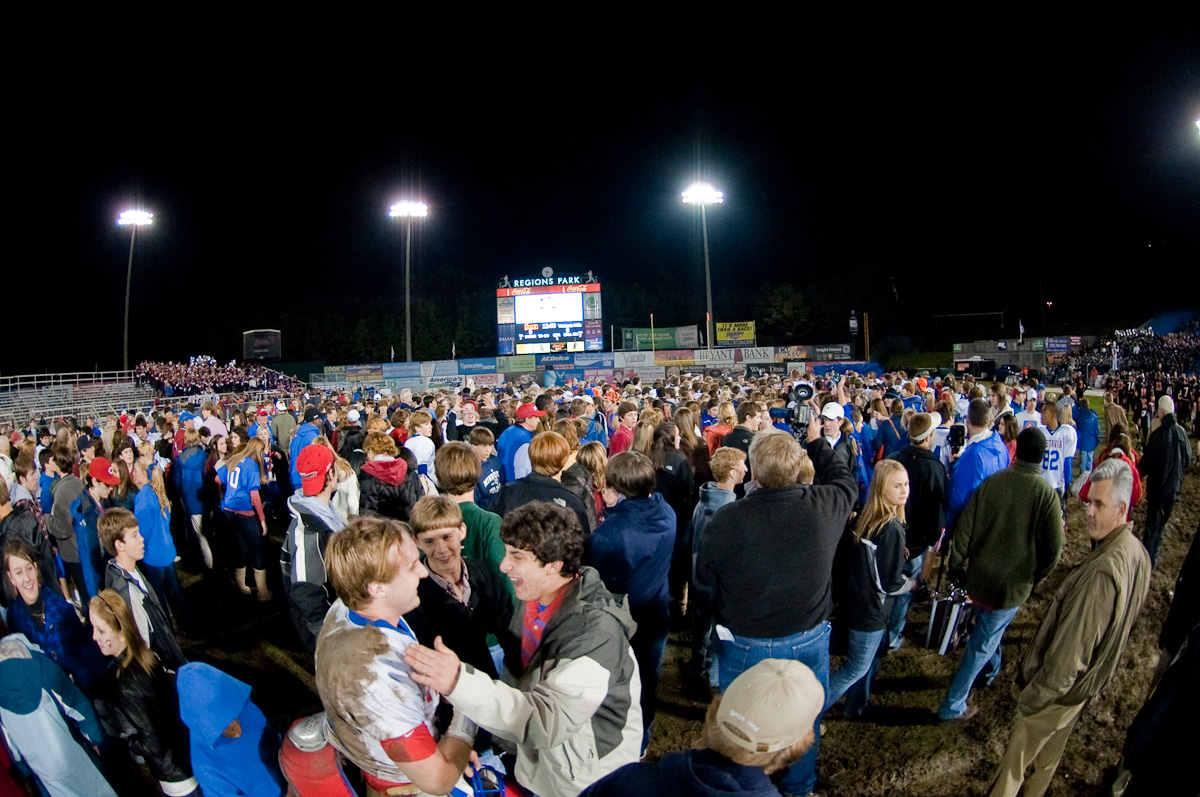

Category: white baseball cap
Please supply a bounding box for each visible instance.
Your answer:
[820,403,845,420]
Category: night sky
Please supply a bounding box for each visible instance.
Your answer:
[11,22,1198,376]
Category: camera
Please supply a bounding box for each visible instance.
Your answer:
[786,383,815,428]
[948,423,966,455]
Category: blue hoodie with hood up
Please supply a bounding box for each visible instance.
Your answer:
[177,663,287,797]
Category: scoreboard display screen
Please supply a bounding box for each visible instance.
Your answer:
[497,279,603,355]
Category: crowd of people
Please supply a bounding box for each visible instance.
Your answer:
[134,357,304,397]
[0,353,1195,796]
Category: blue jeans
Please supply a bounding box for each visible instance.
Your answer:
[1079,449,1094,472]
[719,622,830,795]
[887,552,925,648]
[826,628,885,717]
[939,604,1019,719]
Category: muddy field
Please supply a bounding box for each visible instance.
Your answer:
[643,469,1199,797]
[174,432,1199,797]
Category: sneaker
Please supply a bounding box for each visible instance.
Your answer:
[941,705,979,724]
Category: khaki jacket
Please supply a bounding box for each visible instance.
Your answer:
[1018,523,1150,715]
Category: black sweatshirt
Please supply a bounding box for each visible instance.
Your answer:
[697,437,857,638]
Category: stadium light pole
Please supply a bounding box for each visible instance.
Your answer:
[117,210,153,372]
[682,183,723,352]
[389,201,429,362]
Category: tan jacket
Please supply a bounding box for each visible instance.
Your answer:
[1018,523,1150,715]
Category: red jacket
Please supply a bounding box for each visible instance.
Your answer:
[1080,450,1142,520]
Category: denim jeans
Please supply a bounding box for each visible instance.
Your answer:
[631,614,669,752]
[1078,449,1094,473]
[939,605,1019,719]
[826,628,885,717]
[887,552,925,648]
[719,622,830,795]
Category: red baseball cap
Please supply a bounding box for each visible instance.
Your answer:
[296,445,335,496]
[88,457,122,486]
[515,403,545,421]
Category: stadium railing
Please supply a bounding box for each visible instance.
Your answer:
[0,370,135,392]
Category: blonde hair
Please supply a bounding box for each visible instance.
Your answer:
[632,421,657,456]
[577,441,608,490]
[709,446,747,483]
[326,516,411,611]
[854,460,907,543]
[716,401,737,428]
[135,456,170,514]
[313,436,355,481]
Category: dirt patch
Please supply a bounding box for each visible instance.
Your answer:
[646,465,1199,796]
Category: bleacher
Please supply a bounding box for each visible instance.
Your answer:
[1139,311,1197,336]
[0,372,158,427]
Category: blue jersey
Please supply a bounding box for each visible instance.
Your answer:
[217,458,261,512]
[475,455,505,511]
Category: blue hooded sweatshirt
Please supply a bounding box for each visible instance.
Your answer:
[135,483,177,569]
[70,491,106,602]
[1074,404,1100,454]
[585,492,676,622]
[177,663,286,797]
[174,444,207,515]
[288,422,322,487]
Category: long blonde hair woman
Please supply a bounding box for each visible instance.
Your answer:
[313,436,359,520]
[826,459,911,718]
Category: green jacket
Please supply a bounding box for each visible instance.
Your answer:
[948,460,1064,610]
[460,500,513,599]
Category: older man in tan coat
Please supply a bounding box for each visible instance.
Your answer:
[988,457,1150,797]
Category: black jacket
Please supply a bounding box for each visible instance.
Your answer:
[0,501,57,604]
[99,663,193,785]
[404,557,518,679]
[888,444,947,552]
[103,560,186,670]
[359,458,413,521]
[697,437,857,638]
[491,473,593,533]
[561,461,598,530]
[834,518,908,632]
[1141,414,1192,498]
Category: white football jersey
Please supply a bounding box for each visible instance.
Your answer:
[1039,424,1078,491]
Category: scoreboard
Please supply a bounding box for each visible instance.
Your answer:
[497,278,603,355]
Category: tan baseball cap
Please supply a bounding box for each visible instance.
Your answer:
[716,659,824,753]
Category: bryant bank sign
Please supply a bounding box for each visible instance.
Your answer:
[513,276,585,287]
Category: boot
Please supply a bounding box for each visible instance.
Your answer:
[233,568,252,595]
[253,568,273,603]
[197,533,214,570]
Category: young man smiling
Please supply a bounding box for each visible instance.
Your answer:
[403,495,517,681]
[405,501,642,797]
[314,516,479,797]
